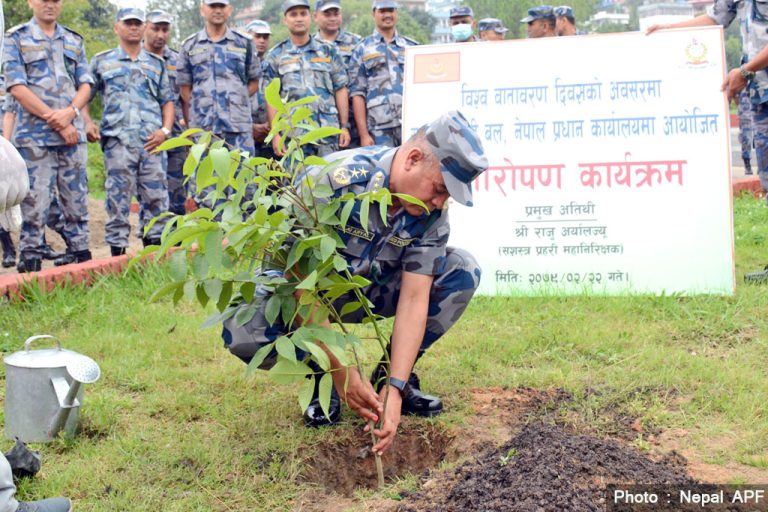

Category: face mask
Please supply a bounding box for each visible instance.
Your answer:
[451,23,473,42]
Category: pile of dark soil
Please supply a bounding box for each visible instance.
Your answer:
[398,422,696,512]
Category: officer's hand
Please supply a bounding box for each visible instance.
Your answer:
[85,122,100,144]
[366,387,402,456]
[332,367,382,424]
[252,122,269,143]
[272,134,285,157]
[645,23,670,34]
[58,125,78,146]
[360,133,374,147]
[144,129,167,153]
[339,128,350,148]
[722,68,747,103]
[45,108,75,131]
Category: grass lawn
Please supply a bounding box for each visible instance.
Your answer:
[0,194,767,511]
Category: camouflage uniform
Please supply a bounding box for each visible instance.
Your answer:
[348,29,417,147]
[738,88,754,174]
[90,46,173,247]
[160,45,189,215]
[262,37,348,156]
[315,30,362,147]
[223,120,486,364]
[3,17,92,260]
[708,0,768,200]
[178,28,261,204]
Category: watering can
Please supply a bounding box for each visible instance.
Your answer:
[4,335,101,442]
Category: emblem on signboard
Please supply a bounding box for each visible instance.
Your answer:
[685,39,708,66]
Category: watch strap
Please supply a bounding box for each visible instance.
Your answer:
[388,377,407,392]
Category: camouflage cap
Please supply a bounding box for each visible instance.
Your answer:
[245,19,272,34]
[146,9,173,24]
[553,5,575,19]
[520,5,555,23]
[372,0,398,9]
[449,5,473,18]
[316,0,341,11]
[116,7,146,22]
[478,17,507,33]
[420,111,488,207]
[283,0,310,12]
[203,0,230,5]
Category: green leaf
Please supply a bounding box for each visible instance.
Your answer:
[264,77,285,114]
[172,283,185,305]
[210,147,230,176]
[265,294,281,326]
[299,126,341,145]
[296,270,318,290]
[313,184,334,198]
[393,193,428,214]
[298,376,315,413]
[203,278,223,304]
[339,199,355,230]
[183,280,196,302]
[319,236,336,262]
[156,137,194,152]
[180,127,204,139]
[169,250,187,281]
[304,341,331,371]
[195,283,210,307]
[240,282,256,303]
[290,95,321,107]
[246,342,275,374]
[304,155,327,167]
[285,240,307,269]
[191,253,209,280]
[318,373,333,419]
[275,336,297,362]
[268,359,311,384]
[333,255,348,272]
[217,281,233,312]
[359,197,370,233]
[196,156,214,192]
[339,301,362,319]
[205,230,223,272]
[149,281,183,303]
[379,195,389,226]
[234,303,258,327]
[281,294,297,326]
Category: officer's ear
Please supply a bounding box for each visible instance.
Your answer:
[403,146,426,172]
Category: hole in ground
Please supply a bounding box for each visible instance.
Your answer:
[304,420,451,496]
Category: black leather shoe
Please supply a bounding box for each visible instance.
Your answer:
[18,258,41,273]
[41,244,64,260]
[142,237,161,248]
[1,252,14,268]
[371,364,443,418]
[111,246,126,257]
[72,250,92,263]
[303,377,341,428]
[53,252,75,267]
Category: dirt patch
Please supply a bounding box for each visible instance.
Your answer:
[398,422,696,512]
[303,420,451,497]
[0,197,143,276]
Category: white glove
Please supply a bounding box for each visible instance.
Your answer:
[0,136,29,213]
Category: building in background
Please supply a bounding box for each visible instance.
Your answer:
[427,0,460,43]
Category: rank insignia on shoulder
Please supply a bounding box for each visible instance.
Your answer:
[331,166,370,188]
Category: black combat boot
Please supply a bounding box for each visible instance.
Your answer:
[745,158,753,175]
[53,252,74,267]
[370,357,443,418]
[142,237,161,248]
[110,246,126,257]
[0,229,16,268]
[18,258,41,273]
[303,362,341,428]
[72,250,92,263]
[41,240,63,261]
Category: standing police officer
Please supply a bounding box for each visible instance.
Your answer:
[262,0,351,157]
[349,0,418,148]
[178,0,261,206]
[3,0,93,272]
[245,19,273,158]
[88,8,174,255]
[145,9,189,216]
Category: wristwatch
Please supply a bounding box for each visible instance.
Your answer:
[161,126,172,137]
[70,104,81,119]
[740,65,756,82]
[388,377,407,394]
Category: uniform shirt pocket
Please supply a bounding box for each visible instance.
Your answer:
[309,60,333,91]
[189,51,212,81]
[20,48,48,79]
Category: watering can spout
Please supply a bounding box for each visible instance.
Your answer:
[48,355,101,438]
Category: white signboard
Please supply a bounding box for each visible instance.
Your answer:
[403,28,735,295]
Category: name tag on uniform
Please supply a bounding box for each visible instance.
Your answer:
[189,48,207,56]
[343,225,374,241]
[141,63,159,72]
[363,52,384,62]
[20,45,44,53]
[63,44,80,55]
[280,57,300,65]
[167,64,177,71]
[339,46,353,52]
[226,45,246,53]
[387,236,413,248]
[310,57,331,63]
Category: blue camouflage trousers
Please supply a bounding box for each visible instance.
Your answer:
[103,137,169,247]
[17,144,89,259]
[752,101,768,203]
[194,131,256,209]
[166,148,189,216]
[222,247,481,367]
[738,90,754,168]
[371,127,402,148]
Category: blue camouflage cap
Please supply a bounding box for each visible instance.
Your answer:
[146,9,172,24]
[553,5,575,18]
[478,17,507,33]
[520,5,555,22]
[245,19,271,34]
[203,0,230,5]
[283,0,310,12]
[116,7,146,22]
[316,0,341,10]
[372,0,398,9]
[449,6,473,18]
[420,111,488,207]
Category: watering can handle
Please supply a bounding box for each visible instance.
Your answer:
[24,335,62,352]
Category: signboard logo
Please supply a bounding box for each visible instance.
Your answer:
[414,52,460,84]
[685,39,708,66]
